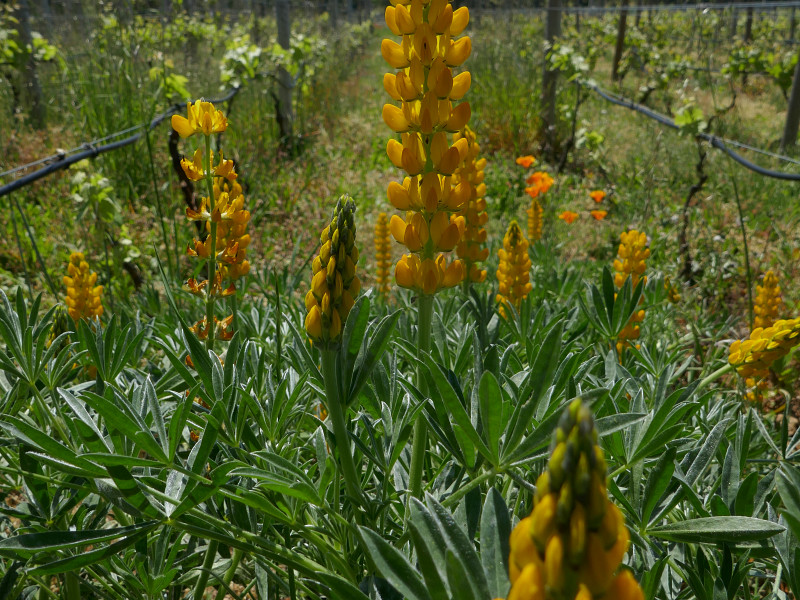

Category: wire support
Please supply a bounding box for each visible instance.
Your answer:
[583,81,800,181]
[0,86,240,198]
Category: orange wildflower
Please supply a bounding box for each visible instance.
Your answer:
[515,155,536,168]
[558,211,579,224]
[524,171,554,199]
[590,210,608,221]
[590,190,606,203]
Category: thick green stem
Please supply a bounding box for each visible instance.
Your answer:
[192,539,218,600]
[408,294,434,499]
[215,547,243,600]
[441,468,498,508]
[64,572,81,600]
[697,362,735,393]
[203,134,218,351]
[321,348,362,505]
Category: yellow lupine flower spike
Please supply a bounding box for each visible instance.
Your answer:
[527,198,543,242]
[496,221,532,318]
[305,195,361,346]
[63,252,104,322]
[454,126,488,284]
[383,0,473,295]
[753,270,782,329]
[507,399,644,600]
[374,212,392,297]
[728,317,800,380]
[612,230,649,289]
[613,230,649,355]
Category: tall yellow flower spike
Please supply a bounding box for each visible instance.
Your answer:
[383,0,473,295]
[375,212,392,298]
[454,126,488,284]
[527,198,543,242]
[728,317,800,380]
[305,195,361,346]
[173,101,245,347]
[496,221,532,318]
[753,270,782,329]
[63,252,104,322]
[507,399,644,600]
[613,230,649,355]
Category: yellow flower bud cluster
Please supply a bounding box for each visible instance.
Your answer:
[305,195,361,346]
[375,212,392,297]
[527,198,543,243]
[612,230,649,289]
[453,126,488,283]
[508,399,643,600]
[753,270,782,329]
[664,276,680,304]
[728,317,800,380]
[613,230,649,355]
[496,221,532,318]
[63,252,104,322]
[382,0,473,295]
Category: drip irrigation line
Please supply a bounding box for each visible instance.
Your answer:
[583,82,800,181]
[512,1,800,14]
[0,86,240,198]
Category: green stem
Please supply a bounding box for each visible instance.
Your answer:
[408,294,434,499]
[215,547,243,600]
[321,348,363,505]
[192,539,218,600]
[144,128,174,285]
[696,362,735,393]
[64,572,81,600]
[204,134,218,351]
[441,468,498,508]
[729,169,753,329]
[9,204,32,301]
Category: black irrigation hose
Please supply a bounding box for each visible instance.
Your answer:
[584,82,800,182]
[0,86,240,198]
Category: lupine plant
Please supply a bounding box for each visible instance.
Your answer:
[4,3,800,600]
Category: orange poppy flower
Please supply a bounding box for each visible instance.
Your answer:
[590,190,605,203]
[590,210,608,221]
[515,155,536,168]
[558,211,579,224]
[526,171,554,192]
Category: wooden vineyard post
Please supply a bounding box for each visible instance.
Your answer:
[780,46,800,151]
[276,0,294,150]
[612,0,628,81]
[541,0,562,155]
[744,6,754,41]
[15,0,45,129]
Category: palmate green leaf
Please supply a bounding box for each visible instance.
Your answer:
[26,523,158,576]
[648,516,784,544]
[642,446,676,526]
[348,308,401,405]
[407,500,449,600]
[445,549,483,600]
[502,321,564,463]
[425,495,491,600]
[425,360,491,466]
[314,572,371,600]
[0,522,157,559]
[358,527,432,600]
[480,488,511,600]
[478,371,503,466]
[776,464,800,540]
[79,390,168,463]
